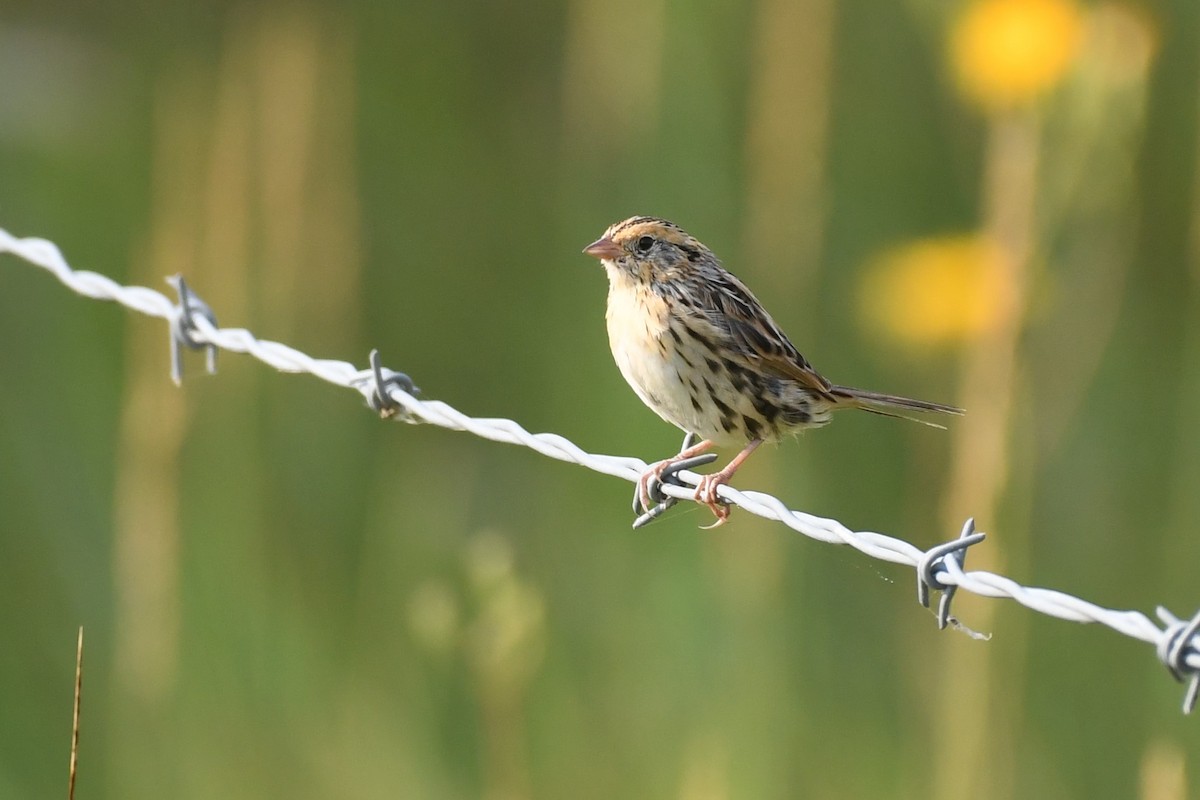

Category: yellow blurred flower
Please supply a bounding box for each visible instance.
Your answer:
[860,235,1012,346]
[951,0,1085,109]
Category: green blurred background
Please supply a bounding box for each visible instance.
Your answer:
[2,0,1199,797]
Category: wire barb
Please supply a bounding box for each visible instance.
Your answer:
[916,518,987,631]
[1155,607,1200,714]
[166,275,218,386]
[359,349,418,419]
[3,226,1200,715]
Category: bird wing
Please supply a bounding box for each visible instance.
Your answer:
[699,270,834,395]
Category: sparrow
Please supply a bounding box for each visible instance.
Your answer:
[584,215,962,525]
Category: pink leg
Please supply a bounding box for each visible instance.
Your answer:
[637,439,715,513]
[694,439,763,527]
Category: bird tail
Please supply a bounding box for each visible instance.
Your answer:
[830,386,963,429]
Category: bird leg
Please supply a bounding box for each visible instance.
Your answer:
[694,439,763,528]
[637,438,715,513]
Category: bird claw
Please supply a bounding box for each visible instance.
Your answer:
[635,459,671,515]
[694,474,732,528]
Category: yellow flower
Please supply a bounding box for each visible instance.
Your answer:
[860,235,1012,346]
[951,0,1085,109]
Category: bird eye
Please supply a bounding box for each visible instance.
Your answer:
[635,236,655,254]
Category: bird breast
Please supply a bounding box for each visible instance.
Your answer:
[605,273,742,444]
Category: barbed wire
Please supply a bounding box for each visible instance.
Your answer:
[3,226,1198,714]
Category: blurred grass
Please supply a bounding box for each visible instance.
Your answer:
[2,1,1199,798]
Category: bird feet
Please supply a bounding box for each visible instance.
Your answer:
[634,457,731,528]
[631,444,721,528]
[633,438,759,528]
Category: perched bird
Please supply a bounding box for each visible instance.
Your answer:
[583,215,962,525]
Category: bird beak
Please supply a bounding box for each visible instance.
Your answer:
[583,237,622,261]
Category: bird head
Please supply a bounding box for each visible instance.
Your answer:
[583,216,712,284]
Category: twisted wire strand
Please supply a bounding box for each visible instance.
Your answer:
[3,227,1197,709]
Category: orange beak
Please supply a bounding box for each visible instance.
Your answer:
[583,237,622,260]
